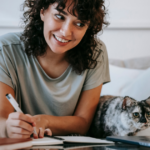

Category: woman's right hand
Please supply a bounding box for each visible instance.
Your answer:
[5,112,36,139]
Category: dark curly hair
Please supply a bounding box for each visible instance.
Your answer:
[20,0,108,74]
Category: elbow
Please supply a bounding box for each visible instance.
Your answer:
[77,118,91,135]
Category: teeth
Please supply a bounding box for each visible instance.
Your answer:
[54,35,69,43]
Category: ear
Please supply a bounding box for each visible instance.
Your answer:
[145,97,150,106]
[122,96,137,110]
[40,8,45,21]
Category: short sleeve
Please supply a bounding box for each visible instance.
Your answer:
[0,48,14,89]
[82,39,110,91]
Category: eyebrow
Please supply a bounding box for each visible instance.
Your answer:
[55,8,68,16]
[55,8,90,25]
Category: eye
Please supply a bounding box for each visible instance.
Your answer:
[76,22,85,27]
[146,112,150,117]
[133,112,140,118]
[55,14,64,20]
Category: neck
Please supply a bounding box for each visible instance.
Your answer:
[37,46,67,66]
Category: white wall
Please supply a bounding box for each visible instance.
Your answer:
[0,0,24,34]
[99,0,150,59]
[100,29,150,60]
[0,0,150,60]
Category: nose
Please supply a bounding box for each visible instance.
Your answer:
[60,21,72,37]
[140,116,147,123]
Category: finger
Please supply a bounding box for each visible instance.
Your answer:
[9,112,35,124]
[9,133,30,139]
[11,126,32,135]
[33,133,38,139]
[33,127,38,135]
[44,128,52,136]
[26,114,36,126]
[33,129,38,139]
[10,120,34,132]
[39,127,44,138]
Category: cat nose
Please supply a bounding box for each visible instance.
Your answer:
[140,117,147,123]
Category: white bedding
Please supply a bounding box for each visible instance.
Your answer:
[101,56,150,136]
[101,56,150,101]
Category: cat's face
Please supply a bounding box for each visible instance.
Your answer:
[121,97,150,130]
[138,101,150,129]
[131,105,150,129]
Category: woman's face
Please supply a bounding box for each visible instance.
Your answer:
[40,2,89,54]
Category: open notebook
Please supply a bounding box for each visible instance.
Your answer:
[32,136,114,145]
[0,136,114,150]
[30,143,114,150]
[0,138,32,150]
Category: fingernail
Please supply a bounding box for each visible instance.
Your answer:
[34,136,38,139]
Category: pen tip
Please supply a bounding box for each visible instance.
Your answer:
[6,94,8,96]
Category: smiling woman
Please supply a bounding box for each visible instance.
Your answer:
[21,0,108,74]
[0,0,110,139]
[39,2,89,55]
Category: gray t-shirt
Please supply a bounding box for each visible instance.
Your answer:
[0,32,110,116]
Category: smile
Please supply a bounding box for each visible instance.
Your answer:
[53,35,71,43]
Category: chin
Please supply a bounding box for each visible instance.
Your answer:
[52,49,66,54]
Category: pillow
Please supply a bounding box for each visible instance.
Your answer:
[121,67,150,101]
[101,65,144,96]
[109,56,150,69]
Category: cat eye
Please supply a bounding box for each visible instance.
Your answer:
[133,112,140,118]
[146,112,150,117]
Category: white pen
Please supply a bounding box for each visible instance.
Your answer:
[6,93,37,136]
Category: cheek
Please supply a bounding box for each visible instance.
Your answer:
[44,19,60,35]
[74,30,87,43]
[134,118,140,123]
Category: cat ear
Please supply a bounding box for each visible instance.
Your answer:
[122,96,137,110]
[145,97,150,106]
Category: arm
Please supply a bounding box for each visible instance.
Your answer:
[0,82,35,138]
[0,82,14,137]
[0,81,102,138]
[33,84,102,136]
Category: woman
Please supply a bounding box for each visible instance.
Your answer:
[0,0,110,139]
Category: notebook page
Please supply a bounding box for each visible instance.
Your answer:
[32,137,63,145]
[0,141,32,150]
[56,136,114,144]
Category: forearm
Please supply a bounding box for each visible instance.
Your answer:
[0,117,7,138]
[42,115,89,136]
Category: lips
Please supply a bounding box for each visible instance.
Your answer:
[53,34,71,43]
[53,34,71,46]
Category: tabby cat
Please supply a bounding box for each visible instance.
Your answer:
[89,96,150,138]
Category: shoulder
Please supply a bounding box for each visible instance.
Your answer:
[0,32,23,48]
[94,38,109,64]
[95,38,108,55]
[0,32,27,64]
[0,32,25,54]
